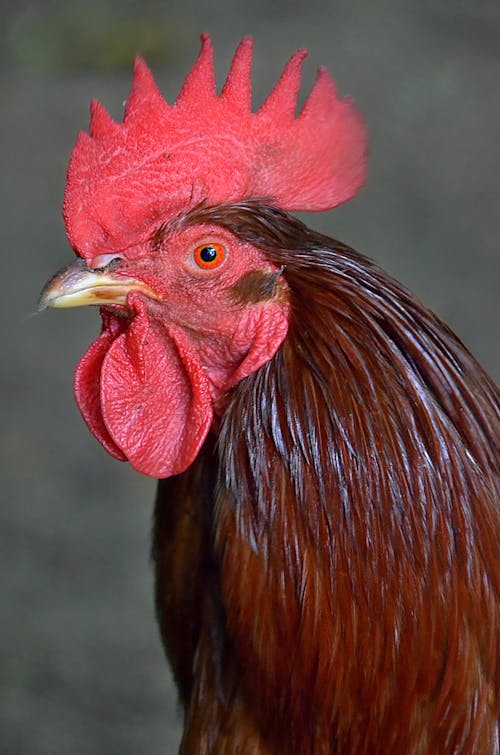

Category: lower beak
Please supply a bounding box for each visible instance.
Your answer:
[39,258,160,310]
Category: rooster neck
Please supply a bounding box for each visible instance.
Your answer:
[211,205,499,751]
[153,201,499,752]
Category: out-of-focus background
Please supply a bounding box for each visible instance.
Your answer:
[1,1,498,753]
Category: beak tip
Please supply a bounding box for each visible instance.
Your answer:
[37,292,49,312]
[37,290,50,312]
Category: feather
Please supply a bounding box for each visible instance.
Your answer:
[154,201,500,753]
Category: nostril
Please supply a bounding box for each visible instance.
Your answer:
[89,253,124,270]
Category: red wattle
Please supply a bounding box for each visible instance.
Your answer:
[99,313,213,478]
[74,313,128,460]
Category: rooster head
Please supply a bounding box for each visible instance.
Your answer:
[40,35,367,478]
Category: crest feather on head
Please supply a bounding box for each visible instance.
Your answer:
[63,34,368,260]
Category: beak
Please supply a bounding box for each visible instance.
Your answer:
[39,258,161,310]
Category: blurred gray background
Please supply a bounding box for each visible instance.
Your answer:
[1,1,499,753]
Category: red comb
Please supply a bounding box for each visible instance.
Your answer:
[63,35,368,259]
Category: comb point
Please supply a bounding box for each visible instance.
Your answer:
[89,100,120,140]
[176,33,216,106]
[258,48,308,121]
[124,57,169,122]
[298,66,340,122]
[221,37,254,112]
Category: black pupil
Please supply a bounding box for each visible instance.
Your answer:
[200,245,217,263]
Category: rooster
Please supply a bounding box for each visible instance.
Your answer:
[40,36,499,754]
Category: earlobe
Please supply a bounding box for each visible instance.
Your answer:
[227,304,289,389]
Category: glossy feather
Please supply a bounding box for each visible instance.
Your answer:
[153,202,499,754]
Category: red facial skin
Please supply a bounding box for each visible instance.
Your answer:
[63,35,366,480]
[74,222,289,477]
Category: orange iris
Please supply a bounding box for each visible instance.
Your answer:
[193,243,226,269]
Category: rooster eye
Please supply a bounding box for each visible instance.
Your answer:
[193,243,225,270]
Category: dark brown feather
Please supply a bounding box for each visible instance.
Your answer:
[154,201,500,753]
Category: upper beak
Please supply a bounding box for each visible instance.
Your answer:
[39,258,161,310]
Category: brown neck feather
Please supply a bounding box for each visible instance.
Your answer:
[159,201,500,751]
[204,201,499,750]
